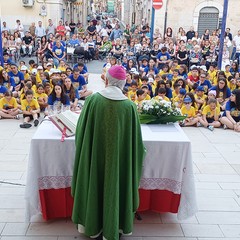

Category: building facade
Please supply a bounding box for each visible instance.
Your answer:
[0,0,89,31]
[154,0,240,36]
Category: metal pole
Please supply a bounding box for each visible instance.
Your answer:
[0,18,4,67]
[217,0,228,70]
[163,0,169,39]
[150,7,155,43]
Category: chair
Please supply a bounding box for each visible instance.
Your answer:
[73,46,86,64]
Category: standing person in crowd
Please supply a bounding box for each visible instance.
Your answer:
[15,19,24,38]
[186,26,195,40]
[123,24,131,44]
[46,19,56,37]
[201,29,210,41]
[35,21,46,39]
[71,65,145,240]
[56,20,66,37]
[233,30,240,64]
[29,22,36,39]
[220,89,240,131]
[1,21,10,33]
[69,19,76,36]
[165,27,173,39]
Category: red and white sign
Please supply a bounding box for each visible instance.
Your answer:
[152,0,163,10]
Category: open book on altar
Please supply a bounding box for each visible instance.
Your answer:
[49,110,80,137]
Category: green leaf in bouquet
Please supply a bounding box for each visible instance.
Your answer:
[139,114,186,124]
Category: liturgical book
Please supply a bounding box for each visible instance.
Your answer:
[49,110,80,137]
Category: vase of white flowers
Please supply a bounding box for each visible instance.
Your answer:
[138,99,186,124]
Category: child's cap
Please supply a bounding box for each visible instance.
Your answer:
[199,65,207,72]
[148,77,154,83]
[190,65,197,70]
[20,65,28,71]
[37,66,43,70]
[179,88,187,95]
[167,74,173,80]
[46,62,52,67]
[31,68,37,75]
[183,96,192,103]
[130,68,139,75]
[208,90,216,96]
[196,86,204,92]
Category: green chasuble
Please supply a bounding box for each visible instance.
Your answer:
[71,92,145,240]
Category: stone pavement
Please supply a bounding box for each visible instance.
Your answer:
[1,62,240,239]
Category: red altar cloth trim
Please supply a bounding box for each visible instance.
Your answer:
[39,188,73,220]
[39,188,180,220]
[138,189,180,213]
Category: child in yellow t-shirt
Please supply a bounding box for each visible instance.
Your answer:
[35,84,48,111]
[20,65,30,80]
[159,65,169,76]
[172,82,181,98]
[0,91,19,119]
[141,85,151,100]
[207,64,218,85]
[171,69,179,84]
[20,89,40,128]
[154,88,170,102]
[128,82,138,102]
[224,65,232,79]
[194,86,207,110]
[198,98,221,131]
[173,88,186,109]
[227,76,237,91]
[181,96,199,126]
[58,60,66,72]
[19,79,36,103]
[135,89,146,108]
[153,75,162,88]
[201,89,221,110]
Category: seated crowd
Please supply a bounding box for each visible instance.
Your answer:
[0,58,92,128]
[1,18,240,131]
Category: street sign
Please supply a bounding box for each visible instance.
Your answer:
[152,0,163,10]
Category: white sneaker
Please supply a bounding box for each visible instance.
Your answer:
[223,124,228,130]
[208,125,214,131]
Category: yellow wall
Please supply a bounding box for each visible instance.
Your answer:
[0,0,64,30]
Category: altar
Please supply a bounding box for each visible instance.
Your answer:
[25,120,197,221]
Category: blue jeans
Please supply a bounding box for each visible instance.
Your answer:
[235,52,240,65]
[231,47,236,60]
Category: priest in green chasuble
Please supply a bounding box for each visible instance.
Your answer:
[71,65,146,240]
